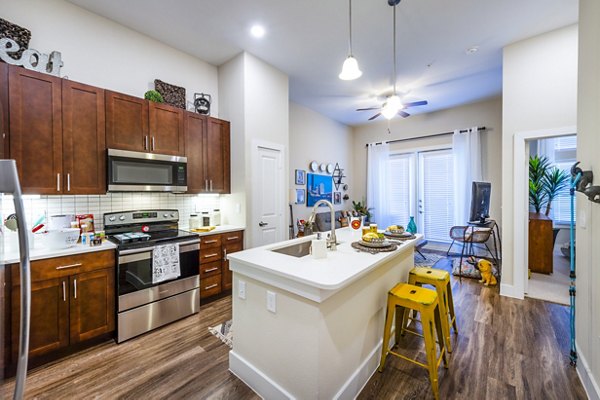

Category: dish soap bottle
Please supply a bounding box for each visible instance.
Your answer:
[407,216,417,234]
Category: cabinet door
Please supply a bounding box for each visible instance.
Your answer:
[105,90,148,152]
[185,112,207,193]
[206,118,230,194]
[222,235,243,291]
[62,80,106,194]
[12,278,69,360]
[69,268,115,344]
[9,65,63,194]
[149,102,185,155]
[0,62,8,159]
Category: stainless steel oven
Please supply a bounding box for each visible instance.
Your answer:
[107,149,187,192]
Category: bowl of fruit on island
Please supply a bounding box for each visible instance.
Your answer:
[386,225,405,234]
[360,231,391,248]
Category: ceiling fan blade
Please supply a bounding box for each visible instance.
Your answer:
[368,113,381,121]
[356,107,381,111]
[403,100,428,108]
[398,110,410,118]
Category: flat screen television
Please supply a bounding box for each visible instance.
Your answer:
[469,181,491,223]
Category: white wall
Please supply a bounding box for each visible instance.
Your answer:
[501,25,578,289]
[352,97,503,228]
[219,52,289,247]
[289,102,354,233]
[0,0,219,114]
[575,1,600,397]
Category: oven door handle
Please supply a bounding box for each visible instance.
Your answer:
[118,240,200,263]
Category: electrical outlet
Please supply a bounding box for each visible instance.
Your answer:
[266,291,276,313]
[238,280,246,299]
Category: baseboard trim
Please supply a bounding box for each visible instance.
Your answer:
[500,283,524,299]
[229,350,294,400]
[334,339,383,399]
[576,344,600,400]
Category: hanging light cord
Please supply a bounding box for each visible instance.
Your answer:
[392,4,397,95]
[348,0,354,56]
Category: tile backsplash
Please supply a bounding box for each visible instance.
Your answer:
[1,193,221,231]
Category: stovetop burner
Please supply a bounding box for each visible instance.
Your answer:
[112,232,152,244]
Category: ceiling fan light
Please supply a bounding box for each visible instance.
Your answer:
[381,104,398,120]
[387,95,402,109]
[339,56,362,80]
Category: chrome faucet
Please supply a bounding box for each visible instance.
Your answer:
[307,199,337,251]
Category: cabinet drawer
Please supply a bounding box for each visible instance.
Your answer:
[200,261,222,278]
[200,234,221,248]
[200,248,222,264]
[11,250,115,285]
[200,274,221,299]
[222,231,243,244]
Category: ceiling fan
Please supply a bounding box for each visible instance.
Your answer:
[356,0,428,121]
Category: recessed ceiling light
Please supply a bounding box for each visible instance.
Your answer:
[465,46,479,55]
[250,24,266,38]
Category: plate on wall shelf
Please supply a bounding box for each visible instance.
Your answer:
[326,163,334,174]
[320,163,327,172]
[310,161,319,172]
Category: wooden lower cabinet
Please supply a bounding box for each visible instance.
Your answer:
[199,230,243,300]
[8,250,115,365]
[528,212,554,274]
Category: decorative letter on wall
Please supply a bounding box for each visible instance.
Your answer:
[0,38,63,76]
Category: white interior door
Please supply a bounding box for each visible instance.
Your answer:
[418,149,455,242]
[252,144,284,248]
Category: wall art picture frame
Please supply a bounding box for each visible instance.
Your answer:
[295,169,306,185]
[296,189,305,204]
[333,191,342,205]
[306,173,333,207]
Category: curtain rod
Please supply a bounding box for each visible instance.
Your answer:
[365,126,487,147]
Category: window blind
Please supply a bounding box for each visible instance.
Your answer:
[420,150,454,242]
[388,154,412,227]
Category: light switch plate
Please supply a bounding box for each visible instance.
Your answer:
[266,291,276,313]
[238,280,246,299]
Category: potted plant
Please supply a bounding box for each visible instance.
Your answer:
[352,200,372,224]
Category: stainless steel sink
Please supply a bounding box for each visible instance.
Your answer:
[271,241,312,258]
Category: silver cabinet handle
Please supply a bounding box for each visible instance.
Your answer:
[57,173,60,192]
[210,180,213,191]
[67,173,71,192]
[56,263,82,270]
[152,136,155,151]
[204,267,219,273]
[227,236,239,241]
[144,136,148,150]
[223,248,227,261]
[73,278,77,299]
[204,239,218,244]
[62,281,66,302]
[204,253,219,258]
[205,179,208,191]
[204,283,218,290]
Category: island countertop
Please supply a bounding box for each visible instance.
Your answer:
[228,227,422,302]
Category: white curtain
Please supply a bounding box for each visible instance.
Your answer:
[367,142,392,227]
[452,127,482,224]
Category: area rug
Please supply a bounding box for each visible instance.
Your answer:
[209,319,233,348]
[451,258,499,280]
[414,252,445,267]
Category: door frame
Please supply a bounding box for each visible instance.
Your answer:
[250,140,286,248]
[509,125,577,300]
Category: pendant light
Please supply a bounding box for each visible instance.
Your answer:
[339,0,362,80]
[381,4,402,119]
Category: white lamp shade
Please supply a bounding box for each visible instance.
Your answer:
[338,56,362,80]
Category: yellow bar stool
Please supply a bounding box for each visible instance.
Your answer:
[379,283,448,400]
[408,267,458,353]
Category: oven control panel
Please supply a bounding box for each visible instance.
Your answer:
[104,210,179,226]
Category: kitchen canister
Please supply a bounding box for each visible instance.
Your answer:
[189,214,202,230]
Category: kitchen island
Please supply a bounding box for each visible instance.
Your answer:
[227,227,422,399]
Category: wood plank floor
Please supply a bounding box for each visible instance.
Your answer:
[2,256,587,399]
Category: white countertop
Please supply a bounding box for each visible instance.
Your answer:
[181,224,245,237]
[228,228,421,302]
[1,237,117,265]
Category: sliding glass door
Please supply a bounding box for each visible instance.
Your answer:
[388,148,454,243]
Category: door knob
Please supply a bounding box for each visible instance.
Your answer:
[259,221,268,227]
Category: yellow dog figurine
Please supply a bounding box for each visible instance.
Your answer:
[477,259,497,286]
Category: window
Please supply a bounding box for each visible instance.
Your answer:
[388,153,414,227]
[536,135,577,224]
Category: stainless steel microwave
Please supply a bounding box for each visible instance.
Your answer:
[107,149,187,192]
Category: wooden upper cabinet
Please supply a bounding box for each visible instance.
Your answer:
[105,90,149,153]
[69,268,115,344]
[206,117,231,194]
[0,62,8,159]
[62,80,106,194]
[149,102,185,156]
[9,65,63,194]
[185,112,207,193]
